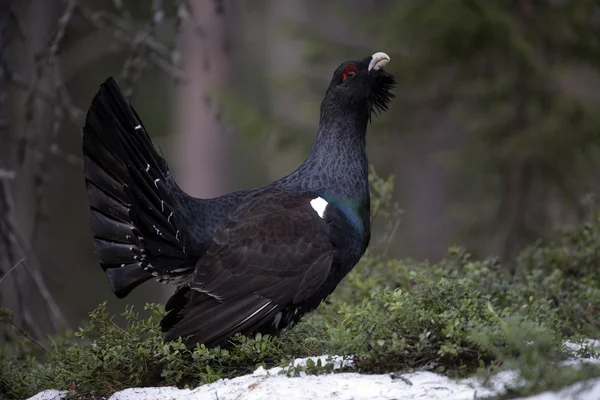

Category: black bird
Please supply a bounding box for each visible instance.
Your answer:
[82,52,395,347]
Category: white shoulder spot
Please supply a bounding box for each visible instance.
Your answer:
[310,196,328,219]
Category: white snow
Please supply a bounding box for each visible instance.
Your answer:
[27,390,67,400]
[107,370,503,400]
[27,341,600,400]
[563,339,600,355]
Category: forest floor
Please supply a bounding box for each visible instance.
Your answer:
[4,185,600,400]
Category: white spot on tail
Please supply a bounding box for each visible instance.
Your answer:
[145,164,150,172]
[154,178,160,188]
[168,212,174,224]
[152,225,162,236]
[171,267,192,273]
[310,197,328,219]
[134,125,141,130]
[161,200,164,212]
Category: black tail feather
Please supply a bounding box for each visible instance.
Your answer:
[86,182,130,224]
[106,264,153,299]
[83,77,193,297]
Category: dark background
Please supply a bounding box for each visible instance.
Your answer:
[1,0,599,342]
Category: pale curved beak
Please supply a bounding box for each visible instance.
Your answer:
[368,52,390,72]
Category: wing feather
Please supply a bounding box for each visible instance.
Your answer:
[162,190,335,346]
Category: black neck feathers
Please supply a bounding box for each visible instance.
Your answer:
[279,97,370,200]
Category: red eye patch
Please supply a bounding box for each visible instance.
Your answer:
[342,65,358,81]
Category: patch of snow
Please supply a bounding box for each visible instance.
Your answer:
[26,375,600,400]
[26,389,67,400]
[563,339,600,355]
[561,340,600,369]
[26,344,600,400]
[462,370,523,394]
[110,386,189,400]
[109,371,494,400]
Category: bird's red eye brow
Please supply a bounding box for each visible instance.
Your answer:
[342,65,358,81]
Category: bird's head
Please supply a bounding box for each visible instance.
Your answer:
[324,51,396,119]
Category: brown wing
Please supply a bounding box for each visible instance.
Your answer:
[162,190,334,346]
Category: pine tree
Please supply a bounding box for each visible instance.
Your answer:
[372,0,600,258]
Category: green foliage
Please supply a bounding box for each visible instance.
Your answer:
[392,1,600,257]
[0,303,288,398]
[0,307,12,324]
[1,175,600,399]
[2,227,599,398]
[337,210,600,338]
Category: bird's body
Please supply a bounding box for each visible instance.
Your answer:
[82,52,395,347]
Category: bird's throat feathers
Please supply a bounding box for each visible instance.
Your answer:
[278,97,370,204]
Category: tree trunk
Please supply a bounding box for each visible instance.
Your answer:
[0,0,67,339]
[171,0,233,197]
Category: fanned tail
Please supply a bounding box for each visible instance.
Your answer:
[83,77,194,298]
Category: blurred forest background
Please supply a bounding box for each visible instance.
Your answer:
[1,0,600,343]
